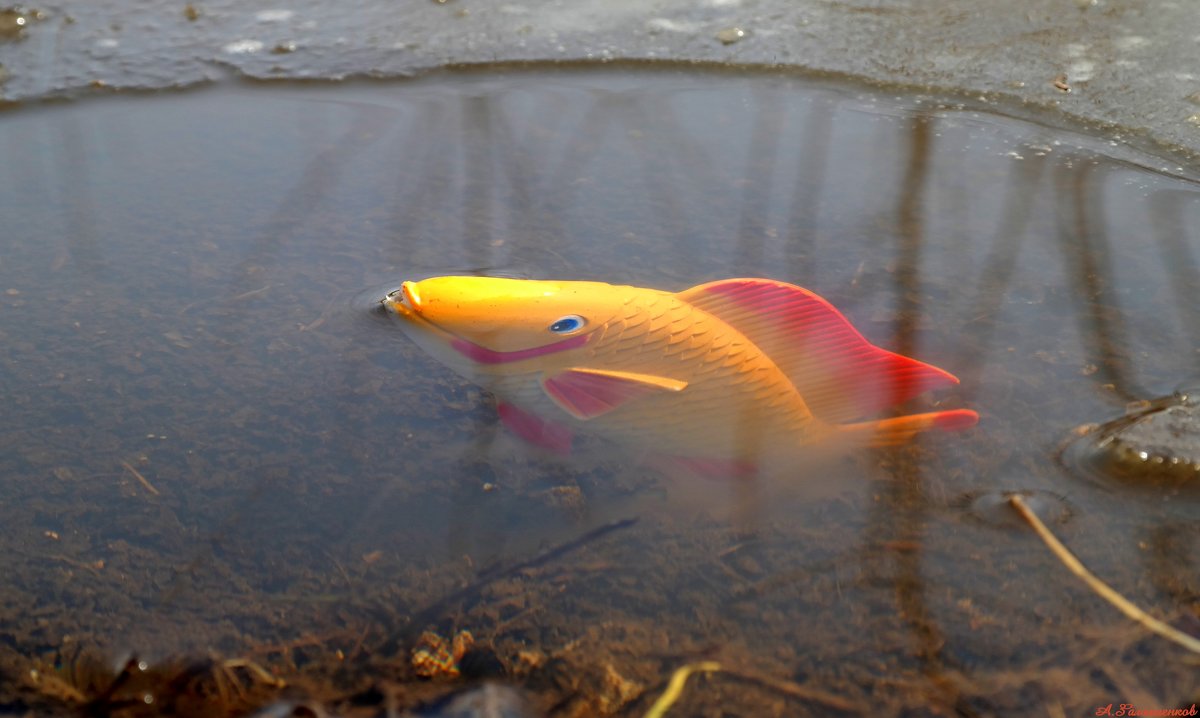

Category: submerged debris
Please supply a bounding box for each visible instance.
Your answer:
[0,6,42,40]
[26,650,284,717]
[412,630,475,678]
[1063,384,1200,487]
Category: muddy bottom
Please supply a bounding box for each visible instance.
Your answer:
[0,66,1198,716]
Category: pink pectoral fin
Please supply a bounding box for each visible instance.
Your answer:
[497,402,573,455]
[542,368,687,420]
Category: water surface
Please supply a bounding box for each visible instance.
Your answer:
[1,67,1197,715]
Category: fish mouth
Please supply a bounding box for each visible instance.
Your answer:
[381,282,426,323]
[382,281,421,314]
[382,283,445,337]
[399,281,421,309]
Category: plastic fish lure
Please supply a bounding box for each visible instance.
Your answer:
[382,276,977,474]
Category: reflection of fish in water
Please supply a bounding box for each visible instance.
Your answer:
[382,276,977,476]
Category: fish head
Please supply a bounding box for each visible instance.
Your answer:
[383,276,631,374]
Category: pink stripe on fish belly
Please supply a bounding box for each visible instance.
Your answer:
[450,332,590,365]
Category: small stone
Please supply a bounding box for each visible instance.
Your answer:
[222,39,264,54]
[183,4,199,21]
[1065,391,1200,486]
[411,629,473,678]
[715,27,745,45]
[254,10,293,22]
[0,8,31,40]
[1187,114,1200,128]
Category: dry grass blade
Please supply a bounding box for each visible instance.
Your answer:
[222,658,286,688]
[1008,493,1200,654]
[643,661,722,718]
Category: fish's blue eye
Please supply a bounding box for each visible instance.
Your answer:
[548,315,586,333]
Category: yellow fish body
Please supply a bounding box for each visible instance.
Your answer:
[382,276,976,474]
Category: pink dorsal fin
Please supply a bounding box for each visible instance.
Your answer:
[542,368,687,420]
[678,278,960,423]
[497,402,573,455]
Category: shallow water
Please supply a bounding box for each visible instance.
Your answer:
[1,67,1198,715]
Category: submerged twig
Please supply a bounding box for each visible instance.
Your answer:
[27,668,87,704]
[229,285,273,303]
[323,549,353,589]
[718,666,858,712]
[178,284,272,315]
[387,517,638,652]
[642,661,858,717]
[120,460,160,496]
[1008,494,1200,654]
[246,630,359,659]
[49,554,104,574]
[222,658,286,688]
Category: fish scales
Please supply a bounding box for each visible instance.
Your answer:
[542,293,813,456]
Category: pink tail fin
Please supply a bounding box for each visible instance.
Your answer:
[679,278,963,423]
